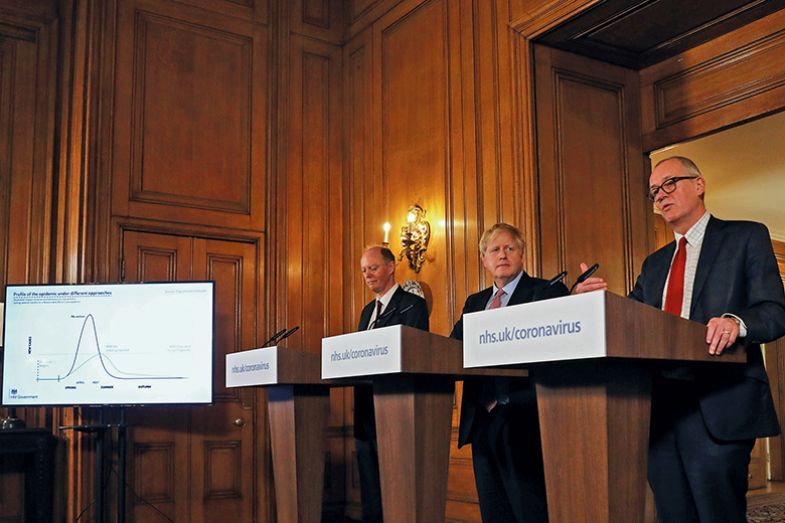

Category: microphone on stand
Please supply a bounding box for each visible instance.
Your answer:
[277,326,300,343]
[533,270,568,300]
[261,328,287,347]
[570,263,599,293]
[547,270,568,287]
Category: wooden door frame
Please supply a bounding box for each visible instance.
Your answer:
[519,0,785,485]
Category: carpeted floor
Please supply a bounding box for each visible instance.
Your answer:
[748,487,785,523]
[748,502,785,523]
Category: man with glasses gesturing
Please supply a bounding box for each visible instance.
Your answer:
[575,156,785,522]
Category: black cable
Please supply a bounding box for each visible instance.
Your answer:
[110,464,175,523]
[73,501,94,522]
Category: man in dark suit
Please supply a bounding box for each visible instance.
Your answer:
[355,245,429,523]
[576,156,785,522]
[451,223,568,523]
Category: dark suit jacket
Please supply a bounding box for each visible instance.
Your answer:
[354,286,429,440]
[630,216,785,440]
[451,272,569,447]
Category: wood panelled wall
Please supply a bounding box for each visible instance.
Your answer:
[640,7,785,151]
[4,0,785,521]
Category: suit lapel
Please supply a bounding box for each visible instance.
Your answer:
[468,288,493,313]
[690,217,723,317]
[358,300,374,330]
[651,242,676,309]
[375,287,404,328]
[508,272,536,306]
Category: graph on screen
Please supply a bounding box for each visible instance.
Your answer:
[2,282,214,406]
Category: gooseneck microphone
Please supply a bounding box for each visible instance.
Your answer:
[261,328,287,347]
[547,270,568,287]
[533,270,568,300]
[570,263,599,293]
[277,325,300,343]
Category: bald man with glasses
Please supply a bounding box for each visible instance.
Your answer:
[576,156,785,522]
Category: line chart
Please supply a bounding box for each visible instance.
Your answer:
[35,314,186,382]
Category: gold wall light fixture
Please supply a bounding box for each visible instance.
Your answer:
[399,204,430,273]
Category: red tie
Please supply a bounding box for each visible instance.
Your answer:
[482,288,507,411]
[664,237,687,316]
[489,288,505,309]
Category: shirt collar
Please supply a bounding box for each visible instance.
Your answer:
[377,283,399,307]
[492,270,524,297]
[674,211,711,246]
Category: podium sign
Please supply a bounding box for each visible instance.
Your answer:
[321,325,402,379]
[224,346,327,523]
[464,291,607,367]
[225,347,278,387]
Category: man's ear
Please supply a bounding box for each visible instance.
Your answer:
[695,176,706,196]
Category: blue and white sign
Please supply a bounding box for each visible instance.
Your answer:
[321,325,402,379]
[226,346,278,387]
[463,291,607,367]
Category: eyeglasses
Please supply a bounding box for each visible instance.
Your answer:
[647,176,699,201]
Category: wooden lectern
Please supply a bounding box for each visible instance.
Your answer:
[226,347,328,523]
[322,326,524,523]
[463,291,745,523]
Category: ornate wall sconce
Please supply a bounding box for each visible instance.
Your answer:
[399,204,430,273]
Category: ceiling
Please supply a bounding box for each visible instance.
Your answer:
[650,110,785,241]
[537,0,785,69]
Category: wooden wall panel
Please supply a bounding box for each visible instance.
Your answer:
[278,32,346,518]
[0,38,13,292]
[641,8,785,152]
[0,6,59,485]
[289,0,344,44]
[535,45,649,296]
[766,240,785,481]
[341,25,373,519]
[129,13,253,213]
[280,35,343,351]
[165,0,268,24]
[347,0,398,39]
[111,0,267,230]
[0,20,57,289]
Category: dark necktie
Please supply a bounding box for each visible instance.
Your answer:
[664,237,688,317]
[371,300,383,329]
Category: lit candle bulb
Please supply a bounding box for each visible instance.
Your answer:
[383,222,391,244]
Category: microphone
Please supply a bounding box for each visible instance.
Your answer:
[547,270,568,286]
[261,328,287,347]
[398,304,414,315]
[277,325,300,343]
[570,263,599,293]
[533,270,567,300]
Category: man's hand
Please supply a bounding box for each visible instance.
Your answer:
[706,316,740,355]
[572,262,608,294]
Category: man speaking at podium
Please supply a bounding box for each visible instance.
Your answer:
[576,157,785,523]
[451,223,568,523]
[355,245,429,523]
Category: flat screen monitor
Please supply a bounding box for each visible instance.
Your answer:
[1,281,214,406]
